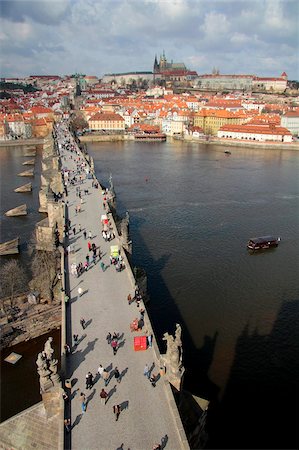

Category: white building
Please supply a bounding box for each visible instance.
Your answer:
[281,111,299,136]
[217,124,292,142]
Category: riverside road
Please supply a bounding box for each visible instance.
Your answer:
[59,126,185,450]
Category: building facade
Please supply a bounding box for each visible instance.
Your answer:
[88,112,125,131]
[281,112,299,136]
[217,124,292,142]
[194,109,245,135]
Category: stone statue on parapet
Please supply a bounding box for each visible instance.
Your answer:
[44,337,54,361]
[36,352,52,392]
[109,173,115,196]
[36,337,61,392]
[161,323,185,391]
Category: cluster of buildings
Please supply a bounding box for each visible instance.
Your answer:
[0,54,298,144]
[0,76,75,140]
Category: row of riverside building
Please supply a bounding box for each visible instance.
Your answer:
[1,71,299,143]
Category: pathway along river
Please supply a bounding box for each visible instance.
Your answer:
[88,140,299,449]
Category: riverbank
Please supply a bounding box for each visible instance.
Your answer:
[79,133,299,150]
[0,138,45,147]
[183,135,299,150]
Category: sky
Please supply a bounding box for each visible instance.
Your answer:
[0,0,298,79]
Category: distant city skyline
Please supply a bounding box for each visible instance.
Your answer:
[1,0,298,80]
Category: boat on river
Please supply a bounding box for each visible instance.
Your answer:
[224,150,231,154]
[247,236,280,251]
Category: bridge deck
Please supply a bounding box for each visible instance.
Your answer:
[61,131,185,450]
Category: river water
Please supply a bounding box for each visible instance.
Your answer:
[88,140,299,449]
[0,141,298,447]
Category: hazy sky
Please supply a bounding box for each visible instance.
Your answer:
[1,0,298,79]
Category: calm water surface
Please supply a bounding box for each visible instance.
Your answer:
[88,140,299,449]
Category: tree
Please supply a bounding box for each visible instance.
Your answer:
[0,260,27,314]
[70,112,88,132]
[31,248,61,302]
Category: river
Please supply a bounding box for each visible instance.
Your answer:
[87,140,299,449]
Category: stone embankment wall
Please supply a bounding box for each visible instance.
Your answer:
[0,138,45,147]
[183,135,299,150]
[79,134,134,142]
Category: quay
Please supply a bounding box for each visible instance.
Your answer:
[59,124,189,450]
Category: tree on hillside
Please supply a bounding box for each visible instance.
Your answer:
[0,260,27,315]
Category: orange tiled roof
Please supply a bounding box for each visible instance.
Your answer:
[220,124,291,135]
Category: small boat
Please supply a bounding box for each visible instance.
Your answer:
[247,236,280,251]
[224,150,231,155]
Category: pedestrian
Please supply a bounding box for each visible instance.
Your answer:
[127,293,132,305]
[113,404,121,421]
[102,370,109,386]
[80,392,87,413]
[86,371,94,389]
[73,334,79,347]
[64,344,71,355]
[78,224,82,232]
[152,444,161,450]
[98,248,102,260]
[83,230,87,240]
[150,374,157,387]
[98,364,104,377]
[92,253,96,265]
[160,365,166,377]
[88,241,92,251]
[111,339,118,356]
[80,317,86,329]
[73,226,76,236]
[100,261,106,272]
[144,364,150,379]
[100,388,108,405]
[78,287,83,297]
[88,231,92,239]
[114,367,120,383]
[106,332,112,344]
[64,418,71,432]
[147,333,153,348]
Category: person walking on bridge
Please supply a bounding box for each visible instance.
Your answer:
[113,404,121,421]
[111,339,118,356]
[100,388,108,405]
[80,392,87,413]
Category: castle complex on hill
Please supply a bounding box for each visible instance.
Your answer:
[101,51,288,92]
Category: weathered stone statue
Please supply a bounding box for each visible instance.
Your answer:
[37,337,61,391]
[44,337,54,361]
[109,173,115,196]
[120,211,132,254]
[36,352,52,392]
[161,323,185,391]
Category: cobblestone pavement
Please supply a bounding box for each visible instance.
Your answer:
[62,136,184,450]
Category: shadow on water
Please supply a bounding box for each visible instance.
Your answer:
[128,215,220,401]
[118,210,298,449]
[207,300,299,449]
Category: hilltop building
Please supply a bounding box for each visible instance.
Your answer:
[153,51,198,83]
[195,72,288,93]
